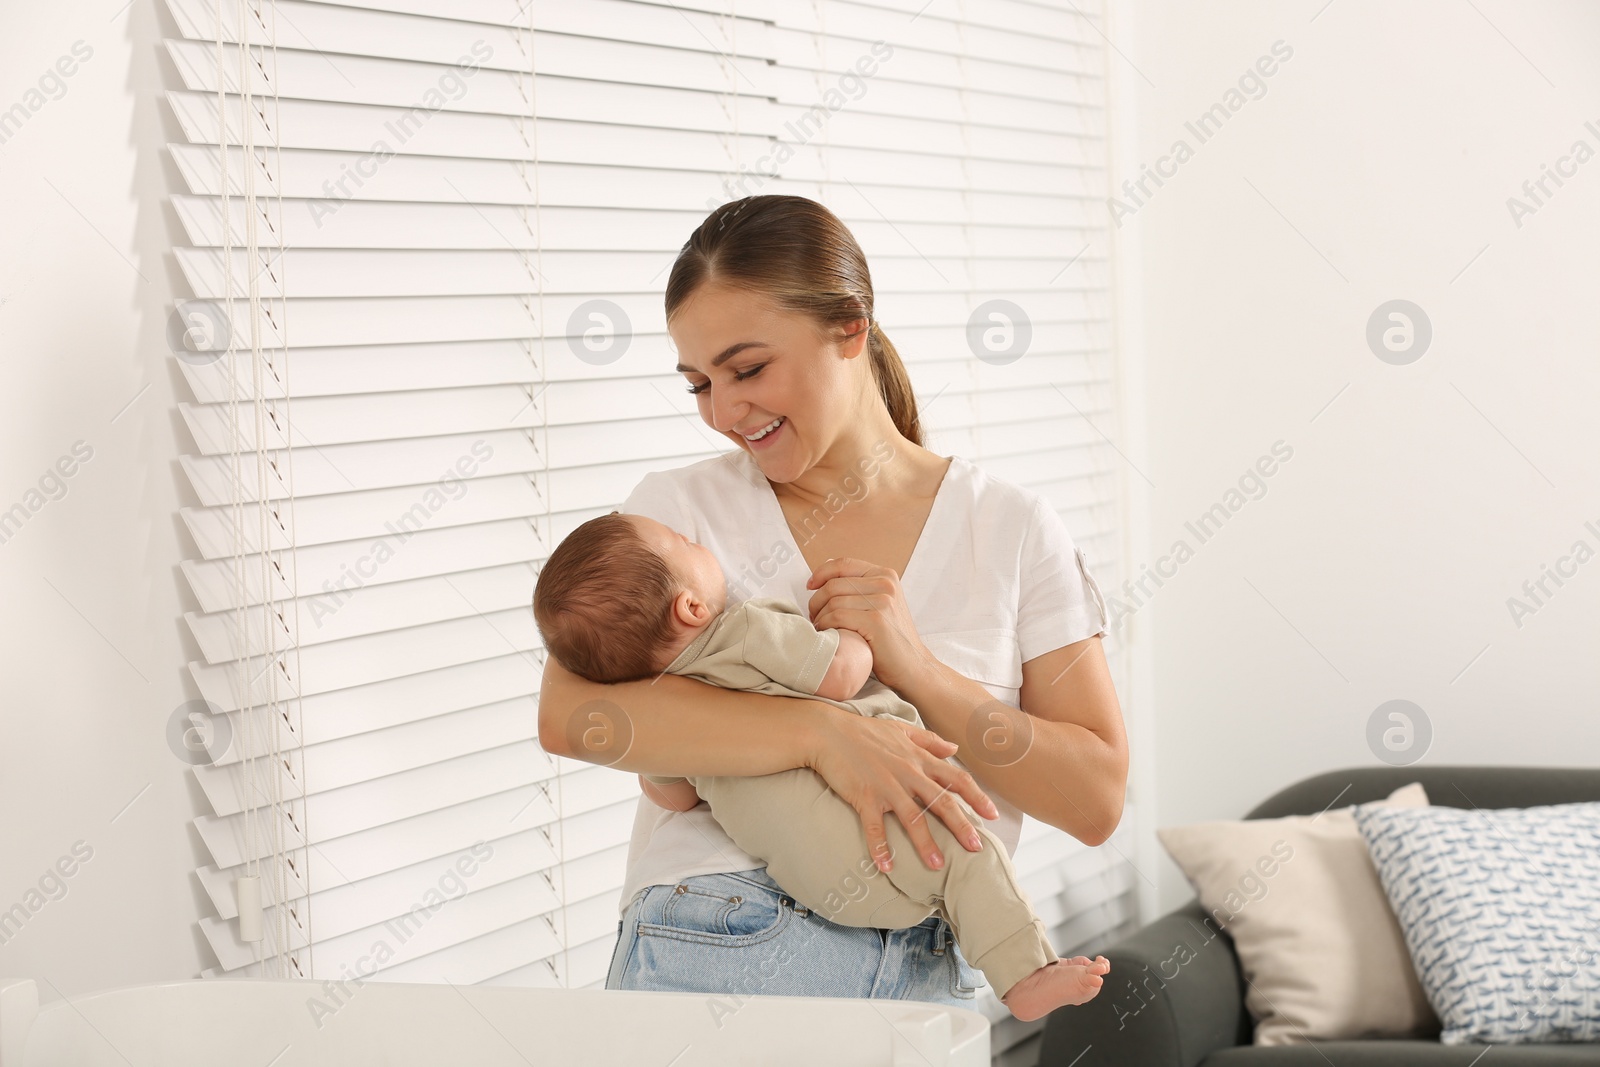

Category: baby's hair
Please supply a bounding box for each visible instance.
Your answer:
[533,510,680,684]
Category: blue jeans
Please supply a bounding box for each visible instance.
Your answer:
[605,866,982,1008]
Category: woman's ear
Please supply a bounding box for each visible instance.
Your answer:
[834,314,872,359]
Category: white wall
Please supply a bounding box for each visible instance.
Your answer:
[1115,0,1600,912]
[0,2,208,995]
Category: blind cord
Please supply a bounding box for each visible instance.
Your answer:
[264,0,313,982]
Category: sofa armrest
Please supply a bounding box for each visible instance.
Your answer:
[1037,900,1251,1067]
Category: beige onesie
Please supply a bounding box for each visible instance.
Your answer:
[642,595,1059,997]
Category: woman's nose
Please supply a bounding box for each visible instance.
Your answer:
[709,389,745,435]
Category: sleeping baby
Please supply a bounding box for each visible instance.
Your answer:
[532,509,1110,1021]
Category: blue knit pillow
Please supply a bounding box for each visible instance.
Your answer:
[1352,801,1600,1045]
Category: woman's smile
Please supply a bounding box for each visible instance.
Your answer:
[740,415,786,448]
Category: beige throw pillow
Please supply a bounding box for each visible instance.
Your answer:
[1156,782,1440,1046]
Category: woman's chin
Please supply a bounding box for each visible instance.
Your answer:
[749,450,800,482]
[738,429,813,483]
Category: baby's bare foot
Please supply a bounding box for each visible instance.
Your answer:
[1000,955,1110,1022]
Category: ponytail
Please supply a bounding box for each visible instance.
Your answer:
[866,320,922,448]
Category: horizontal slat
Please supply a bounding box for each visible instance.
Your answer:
[165,90,774,170]
[178,385,539,451]
[176,364,1109,456]
[165,40,781,134]
[211,651,537,765]
[302,0,779,51]
[180,429,536,507]
[768,71,1104,139]
[197,800,633,921]
[172,329,1109,413]
[780,0,1104,58]
[190,606,536,710]
[174,244,1110,303]
[166,289,1107,355]
[166,0,774,89]
[766,26,1098,92]
[201,766,632,897]
[186,563,534,660]
[184,518,541,614]
[174,199,1105,256]
[181,474,540,556]
[193,746,623,871]
[178,455,689,554]
[169,144,1111,226]
[199,847,623,971]
[197,699,534,815]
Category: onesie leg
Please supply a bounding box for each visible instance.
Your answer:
[693,769,1060,998]
[873,792,1060,998]
[693,770,938,930]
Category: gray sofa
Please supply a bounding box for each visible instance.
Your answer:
[1038,765,1600,1066]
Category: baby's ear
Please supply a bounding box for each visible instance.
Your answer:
[669,588,709,626]
[670,588,693,622]
[692,592,719,623]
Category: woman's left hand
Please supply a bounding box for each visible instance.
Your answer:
[805,558,932,693]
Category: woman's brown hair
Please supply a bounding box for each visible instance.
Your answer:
[664,195,923,449]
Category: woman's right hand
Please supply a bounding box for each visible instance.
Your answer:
[805,704,1000,874]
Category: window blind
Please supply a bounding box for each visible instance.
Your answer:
[165,0,1136,1054]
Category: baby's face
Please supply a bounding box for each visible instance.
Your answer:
[626,515,726,616]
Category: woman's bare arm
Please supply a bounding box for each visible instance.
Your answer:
[890,634,1127,847]
[539,653,824,776]
[538,652,1001,869]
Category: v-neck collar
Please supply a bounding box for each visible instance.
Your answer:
[739,449,961,595]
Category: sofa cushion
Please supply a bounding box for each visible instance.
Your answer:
[1353,801,1600,1046]
[1203,1038,1600,1065]
[1158,783,1439,1046]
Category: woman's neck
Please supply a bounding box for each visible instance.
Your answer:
[772,429,935,511]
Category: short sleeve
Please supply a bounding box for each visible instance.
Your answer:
[620,470,694,540]
[739,598,841,695]
[1015,494,1109,663]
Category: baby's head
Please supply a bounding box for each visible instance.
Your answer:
[533,511,727,684]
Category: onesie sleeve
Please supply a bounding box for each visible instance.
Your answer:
[1015,493,1109,663]
[738,598,842,695]
[641,773,688,786]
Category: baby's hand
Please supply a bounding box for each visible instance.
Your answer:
[815,628,873,701]
[639,775,702,812]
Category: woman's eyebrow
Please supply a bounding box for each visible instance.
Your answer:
[675,341,772,373]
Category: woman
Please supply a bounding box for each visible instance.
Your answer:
[538,194,1127,1008]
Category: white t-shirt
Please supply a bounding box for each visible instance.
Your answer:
[614,446,1109,916]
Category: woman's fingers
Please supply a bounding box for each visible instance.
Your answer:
[905,726,959,757]
[804,556,877,589]
[914,737,1000,820]
[887,792,945,873]
[857,807,894,874]
[924,791,984,852]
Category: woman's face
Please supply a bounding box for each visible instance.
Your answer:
[669,282,869,483]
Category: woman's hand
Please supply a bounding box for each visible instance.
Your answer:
[805,558,933,693]
[805,705,1001,874]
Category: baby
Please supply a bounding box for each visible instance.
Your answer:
[533,509,1110,1021]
